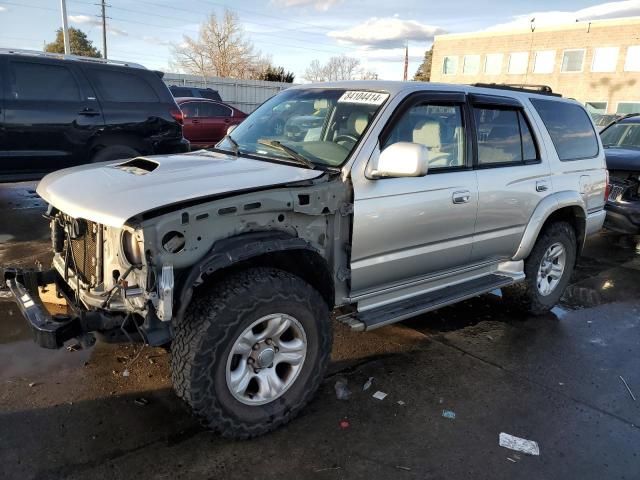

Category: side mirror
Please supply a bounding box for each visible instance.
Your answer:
[227,124,237,135]
[370,142,429,178]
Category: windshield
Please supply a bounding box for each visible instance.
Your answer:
[601,123,640,149]
[216,88,389,167]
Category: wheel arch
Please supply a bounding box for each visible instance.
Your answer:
[175,231,335,322]
[513,191,587,261]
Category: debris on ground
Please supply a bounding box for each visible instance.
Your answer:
[395,466,411,471]
[619,375,636,401]
[28,382,39,388]
[338,418,350,429]
[362,377,374,391]
[313,466,341,473]
[134,397,149,407]
[397,400,406,406]
[507,457,517,463]
[122,369,130,377]
[442,409,456,419]
[66,343,82,352]
[499,433,540,456]
[334,378,351,400]
[372,390,387,400]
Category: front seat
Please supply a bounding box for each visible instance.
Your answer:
[412,120,450,166]
[336,112,369,147]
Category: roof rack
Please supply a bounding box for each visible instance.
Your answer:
[471,83,561,97]
[0,48,146,69]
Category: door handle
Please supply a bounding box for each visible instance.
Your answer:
[536,180,549,192]
[78,108,100,116]
[192,119,200,124]
[452,190,471,204]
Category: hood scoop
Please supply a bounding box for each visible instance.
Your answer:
[113,157,159,175]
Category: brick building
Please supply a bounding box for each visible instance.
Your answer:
[430,17,640,115]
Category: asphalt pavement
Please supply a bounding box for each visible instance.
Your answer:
[1,182,639,480]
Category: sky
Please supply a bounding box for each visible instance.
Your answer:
[1,0,639,81]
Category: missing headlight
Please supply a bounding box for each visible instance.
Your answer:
[122,230,143,265]
[162,231,185,254]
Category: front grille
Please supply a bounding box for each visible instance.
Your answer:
[63,219,101,286]
[608,184,626,202]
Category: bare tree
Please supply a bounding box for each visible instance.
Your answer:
[172,10,269,80]
[304,55,375,82]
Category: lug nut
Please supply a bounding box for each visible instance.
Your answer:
[265,338,273,345]
[254,368,260,374]
[252,343,260,350]
[247,358,254,365]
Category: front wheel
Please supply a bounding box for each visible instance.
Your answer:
[503,221,577,315]
[171,268,331,439]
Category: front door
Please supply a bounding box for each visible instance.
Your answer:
[350,92,479,296]
[2,58,104,176]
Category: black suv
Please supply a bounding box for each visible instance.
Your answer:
[0,49,189,182]
[169,85,222,101]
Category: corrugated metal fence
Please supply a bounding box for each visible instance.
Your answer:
[163,73,294,113]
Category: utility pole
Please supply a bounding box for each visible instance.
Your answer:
[403,41,409,81]
[100,0,108,59]
[60,0,70,54]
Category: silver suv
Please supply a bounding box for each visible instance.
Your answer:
[3,81,606,438]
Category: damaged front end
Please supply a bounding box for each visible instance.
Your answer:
[605,170,640,234]
[2,208,173,349]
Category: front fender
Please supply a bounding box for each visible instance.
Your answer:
[512,191,587,261]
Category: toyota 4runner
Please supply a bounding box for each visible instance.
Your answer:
[2,81,606,438]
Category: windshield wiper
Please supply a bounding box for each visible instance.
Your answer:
[257,139,315,169]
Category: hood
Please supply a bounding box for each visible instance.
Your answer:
[37,151,323,227]
[604,147,640,171]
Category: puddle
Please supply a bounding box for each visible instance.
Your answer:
[0,297,91,381]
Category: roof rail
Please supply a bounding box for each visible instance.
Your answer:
[0,48,146,69]
[471,83,561,97]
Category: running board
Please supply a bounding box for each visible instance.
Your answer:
[341,274,515,331]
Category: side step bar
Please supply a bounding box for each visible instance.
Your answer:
[340,274,516,331]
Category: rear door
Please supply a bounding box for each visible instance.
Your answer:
[200,101,233,143]
[0,57,6,168]
[2,58,104,175]
[180,101,207,145]
[470,94,552,262]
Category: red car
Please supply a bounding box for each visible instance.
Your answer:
[176,97,247,149]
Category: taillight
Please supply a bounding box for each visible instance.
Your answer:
[170,108,184,125]
[604,170,610,201]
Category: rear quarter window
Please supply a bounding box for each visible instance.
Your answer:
[86,68,159,103]
[530,98,599,161]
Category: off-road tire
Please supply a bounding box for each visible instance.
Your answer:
[503,221,577,315]
[171,267,331,439]
[90,145,139,163]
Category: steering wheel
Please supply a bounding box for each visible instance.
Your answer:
[335,134,359,144]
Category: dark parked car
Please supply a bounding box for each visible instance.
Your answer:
[169,85,222,101]
[0,49,189,182]
[601,114,640,233]
[177,97,246,148]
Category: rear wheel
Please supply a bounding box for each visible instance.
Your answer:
[503,221,577,315]
[171,268,331,439]
[90,145,139,164]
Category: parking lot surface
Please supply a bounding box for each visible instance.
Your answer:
[1,182,639,479]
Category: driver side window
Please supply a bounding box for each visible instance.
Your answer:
[383,103,465,169]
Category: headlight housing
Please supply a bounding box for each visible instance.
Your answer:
[121,230,143,265]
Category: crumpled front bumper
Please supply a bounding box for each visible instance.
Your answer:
[605,201,640,234]
[2,268,82,349]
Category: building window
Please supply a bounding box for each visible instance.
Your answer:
[585,102,608,115]
[624,46,640,71]
[442,56,458,75]
[592,47,619,72]
[616,102,640,114]
[561,49,585,72]
[463,55,480,75]
[484,54,503,75]
[533,51,555,74]
[508,52,529,74]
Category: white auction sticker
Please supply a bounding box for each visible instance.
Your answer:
[338,91,389,105]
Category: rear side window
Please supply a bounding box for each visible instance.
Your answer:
[204,102,232,117]
[473,107,538,165]
[170,86,192,97]
[198,89,222,101]
[9,61,80,101]
[530,98,599,160]
[87,69,159,102]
